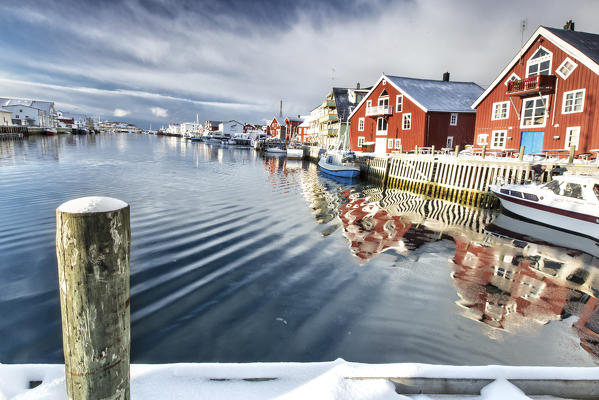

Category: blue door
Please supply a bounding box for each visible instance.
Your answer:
[520,131,544,154]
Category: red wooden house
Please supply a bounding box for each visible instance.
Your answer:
[268,117,284,139]
[267,116,304,141]
[348,74,483,155]
[284,116,303,141]
[472,23,599,155]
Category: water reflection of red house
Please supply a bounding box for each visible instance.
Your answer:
[451,235,570,330]
[573,297,599,356]
[338,193,412,261]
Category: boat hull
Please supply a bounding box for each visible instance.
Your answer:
[318,157,359,178]
[286,149,303,159]
[491,187,599,240]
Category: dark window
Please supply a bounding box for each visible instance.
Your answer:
[594,184,599,201]
[543,180,561,194]
[524,193,539,201]
[563,183,583,199]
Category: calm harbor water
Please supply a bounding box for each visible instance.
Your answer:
[1,133,598,366]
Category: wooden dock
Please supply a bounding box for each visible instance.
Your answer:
[303,145,598,208]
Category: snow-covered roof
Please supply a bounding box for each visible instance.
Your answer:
[472,26,599,108]
[0,98,54,112]
[285,116,303,123]
[385,76,483,113]
[0,107,10,113]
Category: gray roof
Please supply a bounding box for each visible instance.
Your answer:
[332,87,370,121]
[385,76,484,113]
[0,98,54,112]
[285,116,303,123]
[0,107,11,113]
[544,27,599,66]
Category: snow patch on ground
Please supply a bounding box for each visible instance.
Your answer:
[1,360,598,399]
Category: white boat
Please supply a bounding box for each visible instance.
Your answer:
[318,152,360,178]
[287,148,303,159]
[490,174,599,240]
[266,147,287,154]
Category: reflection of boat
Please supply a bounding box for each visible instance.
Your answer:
[487,211,599,258]
[490,174,599,240]
[189,136,203,142]
[318,153,360,178]
[287,148,303,159]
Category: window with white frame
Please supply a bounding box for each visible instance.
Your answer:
[446,136,454,148]
[562,89,585,114]
[521,96,548,127]
[491,130,507,149]
[565,126,580,150]
[504,72,520,85]
[526,46,552,77]
[367,100,372,109]
[388,138,393,148]
[358,136,365,147]
[395,138,401,149]
[358,117,364,131]
[477,134,489,146]
[402,113,411,130]
[450,113,458,126]
[396,95,403,112]
[492,101,509,120]
[376,117,387,133]
[556,57,577,80]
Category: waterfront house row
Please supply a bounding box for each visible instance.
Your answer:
[472,22,599,155]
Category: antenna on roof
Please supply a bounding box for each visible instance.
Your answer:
[519,19,528,64]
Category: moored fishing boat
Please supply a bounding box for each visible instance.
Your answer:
[287,148,303,159]
[490,173,599,240]
[43,127,57,136]
[318,152,360,178]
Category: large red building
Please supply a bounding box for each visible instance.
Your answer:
[348,74,483,155]
[472,23,599,155]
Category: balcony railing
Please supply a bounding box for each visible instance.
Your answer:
[319,113,338,123]
[322,99,336,108]
[365,105,393,117]
[506,75,557,96]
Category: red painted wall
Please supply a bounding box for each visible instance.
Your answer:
[349,78,477,153]
[474,33,599,154]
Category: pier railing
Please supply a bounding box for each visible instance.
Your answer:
[303,145,598,208]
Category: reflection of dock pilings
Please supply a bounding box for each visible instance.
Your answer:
[302,145,598,208]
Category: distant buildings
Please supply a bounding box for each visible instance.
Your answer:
[0,98,56,127]
[0,108,11,126]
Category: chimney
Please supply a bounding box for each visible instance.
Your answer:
[356,82,361,89]
[442,72,450,82]
[564,20,575,31]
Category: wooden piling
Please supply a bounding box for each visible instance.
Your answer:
[56,196,131,400]
[568,145,575,164]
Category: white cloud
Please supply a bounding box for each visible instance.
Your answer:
[114,108,130,117]
[151,107,168,118]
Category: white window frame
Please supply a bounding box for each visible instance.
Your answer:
[562,89,585,114]
[358,117,364,131]
[491,101,509,120]
[504,72,520,86]
[366,100,372,109]
[376,117,387,134]
[521,95,549,128]
[491,130,507,149]
[394,138,401,149]
[450,113,458,126]
[477,134,489,146]
[358,136,365,147]
[565,126,580,150]
[388,138,393,149]
[446,136,454,148]
[402,113,411,130]
[556,57,578,80]
[526,46,552,77]
[382,79,386,85]
[396,95,403,112]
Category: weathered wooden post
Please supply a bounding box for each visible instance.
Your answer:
[518,145,525,161]
[56,197,131,400]
[454,145,460,158]
[415,145,419,155]
[568,145,576,164]
[481,145,487,159]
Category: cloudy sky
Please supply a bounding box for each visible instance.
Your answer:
[1,0,597,128]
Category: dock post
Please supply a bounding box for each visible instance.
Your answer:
[518,146,525,161]
[481,146,486,159]
[568,145,575,164]
[415,145,419,155]
[382,157,392,191]
[454,145,460,158]
[56,197,131,400]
